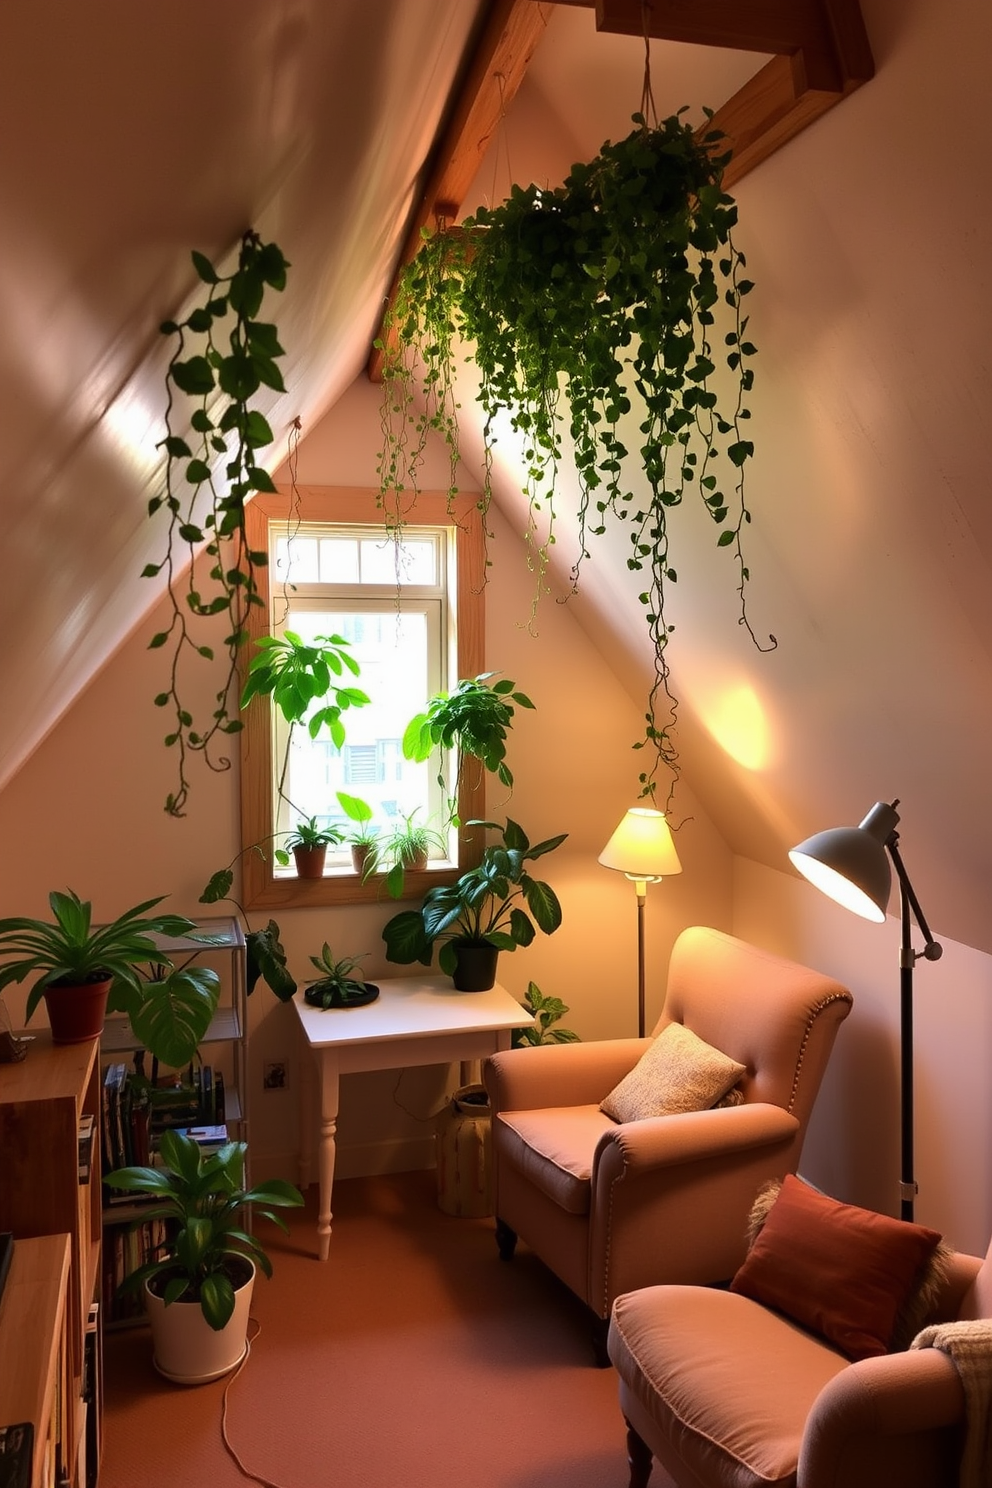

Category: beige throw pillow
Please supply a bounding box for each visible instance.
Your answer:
[600,1022,747,1123]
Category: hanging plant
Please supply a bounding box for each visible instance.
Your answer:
[377,110,775,803]
[145,229,290,817]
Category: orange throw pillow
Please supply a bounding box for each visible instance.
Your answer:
[730,1174,942,1361]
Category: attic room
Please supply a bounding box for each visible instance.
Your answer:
[1,1,991,1485]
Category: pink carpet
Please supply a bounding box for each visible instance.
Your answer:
[100,1169,673,1488]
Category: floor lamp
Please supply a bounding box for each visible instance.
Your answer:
[789,799,942,1221]
[599,807,682,1038]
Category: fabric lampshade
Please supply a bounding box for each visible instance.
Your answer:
[599,808,683,881]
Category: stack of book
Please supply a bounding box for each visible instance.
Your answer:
[101,1060,227,1179]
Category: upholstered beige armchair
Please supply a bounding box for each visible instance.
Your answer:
[608,1191,992,1488]
[483,926,852,1360]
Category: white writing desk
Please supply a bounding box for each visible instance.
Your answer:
[292,975,533,1259]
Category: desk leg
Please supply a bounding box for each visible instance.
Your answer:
[315,1049,340,1261]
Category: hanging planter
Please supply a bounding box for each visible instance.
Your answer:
[378,110,775,802]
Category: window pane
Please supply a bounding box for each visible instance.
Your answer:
[319,539,360,583]
[275,606,442,855]
[273,536,320,583]
[359,537,436,585]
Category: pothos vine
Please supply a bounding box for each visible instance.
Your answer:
[145,230,289,816]
[377,109,776,806]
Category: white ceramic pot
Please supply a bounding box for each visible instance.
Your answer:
[144,1260,255,1385]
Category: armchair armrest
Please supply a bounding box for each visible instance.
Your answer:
[800,1348,965,1488]
[595,1102,800,1178]
[485,1038,648,1112]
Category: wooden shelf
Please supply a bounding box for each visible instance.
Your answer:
[0,1035,102,1488]
[0,1234,70,1488]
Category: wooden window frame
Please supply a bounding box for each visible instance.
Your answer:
[240,486,485,910]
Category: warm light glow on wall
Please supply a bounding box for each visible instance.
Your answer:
[702,684,769,770]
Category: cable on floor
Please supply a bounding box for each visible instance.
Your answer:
[219,1317,295,1488]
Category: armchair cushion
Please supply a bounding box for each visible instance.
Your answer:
[730,1174,943,1361]
[600,1022,747,1123]
[496,1105,617,1214]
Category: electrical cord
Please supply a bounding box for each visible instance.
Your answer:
[219,1317,294,1488]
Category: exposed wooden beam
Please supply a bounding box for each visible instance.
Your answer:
[367,0,553,383]
[367,0,874,380]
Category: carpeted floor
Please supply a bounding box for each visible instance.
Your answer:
[100,1169,671,1488]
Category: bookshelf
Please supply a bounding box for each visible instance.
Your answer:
[0,1037,102,1488]
[98,916,248,1327]
[0,1234,71,1488]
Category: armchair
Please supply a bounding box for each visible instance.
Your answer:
[483,926,852,1359]
[608,1224,992,1488]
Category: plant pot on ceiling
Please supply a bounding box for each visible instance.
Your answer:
[144,1256,255,1385]
[450,940,500,993]
[43,976,112,1044]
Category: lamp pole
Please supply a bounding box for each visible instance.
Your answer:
[889,837,942,1222]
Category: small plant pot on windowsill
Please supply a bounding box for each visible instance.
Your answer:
[450,940,499,993]
[43,976,112,1044]
[144,1257,255,1385]
[351,843,378,879]
[292,844,327,880]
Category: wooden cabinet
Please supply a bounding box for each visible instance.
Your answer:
[0,1234,71,1488]
[0,1035,102,1488]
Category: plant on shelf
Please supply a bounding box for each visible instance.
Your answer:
[381,818,566,990]
[104,1129,303,1339]
[511,982,580,1047]
[303,945,379,1009]
[336,791,380,878]
[145,230,291,818]
[0,890,219,1063]
[402,672,535,823]
[378,110,774,804]
[380,809,450,899]
[198,865,296,1003]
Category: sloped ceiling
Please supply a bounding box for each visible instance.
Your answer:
[2,0,991,953]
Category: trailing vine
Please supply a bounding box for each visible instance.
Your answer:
[377,111,775,804]
[145,229,289,816]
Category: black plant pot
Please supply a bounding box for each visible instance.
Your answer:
[451,941,499,993]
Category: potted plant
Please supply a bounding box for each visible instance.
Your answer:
[380,809,449,899]
[104,1129,303,1383]
[303,945,379,1008]
[402,672,535,823]
[381,818,566,991]
[276,816,345,880]
[0,890,219,1058]
[511,981,580,1046]
[336,791,380,878]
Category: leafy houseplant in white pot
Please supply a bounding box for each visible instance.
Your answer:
[104,1129,304,1384]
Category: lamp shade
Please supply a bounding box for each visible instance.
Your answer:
[599,808,683,880]
[788,801,899,923]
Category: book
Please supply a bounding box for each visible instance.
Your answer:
[77,1114,95,1182]
[0,1423,33,1488]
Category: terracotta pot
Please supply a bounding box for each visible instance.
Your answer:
[351,842,377,878]
[144,1258,255,1385]
[292,843,327,879]
[42,977,112,1044]
[451,941,499,993]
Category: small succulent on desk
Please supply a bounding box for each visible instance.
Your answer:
[511,982,580,1046]
[304,945,379,1008]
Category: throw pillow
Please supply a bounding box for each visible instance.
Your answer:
[730,1173,944,1361]
[600,1022,747,1124]
[742,1177,952,1349]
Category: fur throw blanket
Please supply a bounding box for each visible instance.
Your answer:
[911,1319,992,1488]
